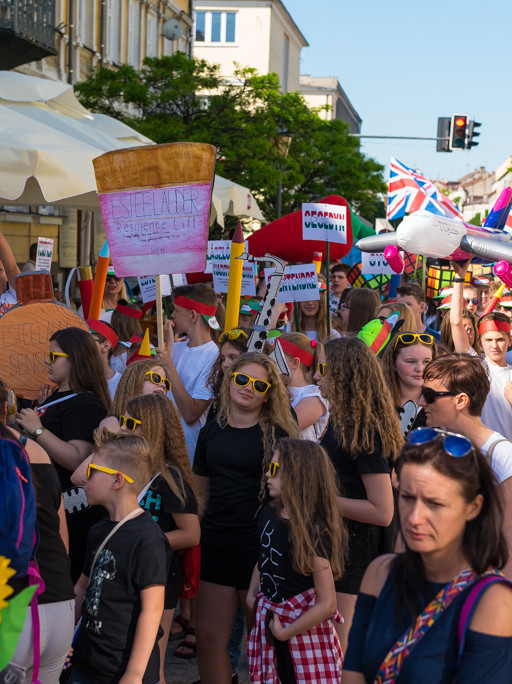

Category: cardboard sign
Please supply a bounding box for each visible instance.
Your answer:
[212,259,256,296]
[0,302,89,399]
[93,143,216,277]
[35,237,54,272]
[361,251,404,275]
[137,275,173,303]
[302,202,347,245]
[264,264,319,303]
[205,240,231,273]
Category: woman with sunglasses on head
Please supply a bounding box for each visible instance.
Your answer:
[381,331,438,437]
[314,337,402,653]
[277,332,328,442]
[17,327,110,581]
[119,393,200,684]
[343,428,512,683]
[193,352,298,684]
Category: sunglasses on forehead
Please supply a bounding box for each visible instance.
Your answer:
[394,333,434,351]
[407,427,477,468]
[219,329,248,344]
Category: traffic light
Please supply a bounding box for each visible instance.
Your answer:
[436,117,451,152]
[467,120,481,148]
[450,114,468,150]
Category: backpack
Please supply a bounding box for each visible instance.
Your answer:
[0,436,38,577]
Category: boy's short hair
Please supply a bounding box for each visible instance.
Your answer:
[331,263,351,276]
[423,353,490,416]
[396,282,426,304]
[93,431,151,490]
[173,283,217,308]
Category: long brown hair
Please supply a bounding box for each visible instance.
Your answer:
[273,438,348,580]
[342,288,381,333]
[440,308,481,355]
[111,358,166,417]
[324,337,403,460]
[50,327,111,412]
[217,352,299,477]
[126,393,198,507]
[207,328,251,402]
[292,293,329,342]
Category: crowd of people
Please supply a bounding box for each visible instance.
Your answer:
[3,233,512,684]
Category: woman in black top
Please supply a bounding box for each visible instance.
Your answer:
[194,352,298,684]
[314,337,403,653]
[17,326,110,581]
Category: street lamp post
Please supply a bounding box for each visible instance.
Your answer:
[275,123,292,219]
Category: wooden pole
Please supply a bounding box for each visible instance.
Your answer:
[155,275,163,348]
[325,239,331,336]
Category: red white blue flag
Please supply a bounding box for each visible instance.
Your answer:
[387,158,463,221]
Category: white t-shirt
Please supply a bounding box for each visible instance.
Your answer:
[303,328,341,342]
[481,431,512,484]
[110,351,127,375]
[107,370,122,401]
[288,384,328,443]
[0,287,17,316]
[168,340,218,461]
[481,358,512,441]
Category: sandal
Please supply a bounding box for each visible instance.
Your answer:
[169,614,189,642]
[174,627,197,659]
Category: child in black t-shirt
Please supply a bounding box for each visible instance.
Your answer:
[72,431,170,684]
[247,439,348,684]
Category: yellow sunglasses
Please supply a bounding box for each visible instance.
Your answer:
[393,333,434,351]
[145,371,171,392]
[48,351,70,363]
[317,362,326,376]
[219,329,249,344]
[87,463,134,483]
[268,461,280,477]
[232,372,271,394]
[119,415,142,432]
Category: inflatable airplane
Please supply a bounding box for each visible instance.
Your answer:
[356,188,512,272]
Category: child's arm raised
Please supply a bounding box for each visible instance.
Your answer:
[269,557,336,641]
[119,584,165,684]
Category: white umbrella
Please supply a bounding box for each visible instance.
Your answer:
[0,71,265,223]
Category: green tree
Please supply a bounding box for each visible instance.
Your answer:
[75,54,385,225]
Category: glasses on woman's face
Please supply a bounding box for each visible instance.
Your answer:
[106,275,122,282]
[317,362,326,376]
[465,297,478,305]
[268,461,280,477]
[339,303,350,311]
[421,386,457,404]
[231,372,271,394]
[119,415,142,432]
[219,329,249,344]
[144,371,171,392]
[393,333,434,351]
[87,463,134,483]
[48,351,70,363]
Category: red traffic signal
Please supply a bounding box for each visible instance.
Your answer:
[450,114,468,150]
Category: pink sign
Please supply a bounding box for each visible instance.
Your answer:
[98,182,212,276]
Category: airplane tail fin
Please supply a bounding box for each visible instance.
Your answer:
[483,187,512,231]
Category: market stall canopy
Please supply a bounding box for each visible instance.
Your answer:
[247,195,374,261]
[0,71,265,224]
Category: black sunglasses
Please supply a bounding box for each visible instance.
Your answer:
[421,386,457,404]
[465,297,478,305]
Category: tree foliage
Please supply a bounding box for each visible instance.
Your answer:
[75,53,386,225]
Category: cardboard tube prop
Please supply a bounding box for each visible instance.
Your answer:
[89,240,110,321]
[224,221,245,331]
[78,266,93,320]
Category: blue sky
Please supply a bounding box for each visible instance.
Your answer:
[287,0,511,183]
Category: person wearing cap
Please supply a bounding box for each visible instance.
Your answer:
[159,284,219,460]
[88,319,122,400]
[451,259,512,440]
[473,275,493,315]
[238,299,262,329]
[101,266,128,317]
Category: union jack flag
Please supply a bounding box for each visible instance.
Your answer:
[387,157,463,221]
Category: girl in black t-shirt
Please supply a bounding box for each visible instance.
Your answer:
[121,392,200,684]
[194,352,298,684]
[247,438,348,683]
[314,337,403,653]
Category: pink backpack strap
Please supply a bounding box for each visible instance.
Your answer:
[27,561,45,684]
[457,571,512,662]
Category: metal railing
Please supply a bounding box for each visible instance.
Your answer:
[0,0,56,50]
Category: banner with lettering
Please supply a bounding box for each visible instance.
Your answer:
[361,251,404,275]
[264,264,319,303]
[302,202,347,245]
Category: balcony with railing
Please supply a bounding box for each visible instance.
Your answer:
[0,0,57,69]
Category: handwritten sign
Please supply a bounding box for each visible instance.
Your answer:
[0,302,89,399]
[212,259,256,296]
[264,264,319,303]
[302,202,347,245]
[361,251,404,275]
[98,183,212,276]
[35,237,54,272]
[137,275,173,303]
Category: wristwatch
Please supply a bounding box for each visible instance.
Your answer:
[32,427,46,440]
[454,277,466,283]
